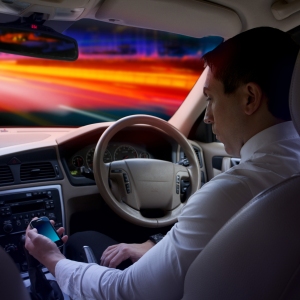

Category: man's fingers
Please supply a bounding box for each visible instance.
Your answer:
[25,228,44,254]
[100,245,118,263]
[56,227,68,244]
[27,227,38,239]
[102,244,118,255]
[26,217,38,232]
[25,228,37,247]
[61,235,68,244]
[101,244,131,268]
[100,249,116,266]
[56,227,65,236]
[101,248,120,267]
[108,252,127,268]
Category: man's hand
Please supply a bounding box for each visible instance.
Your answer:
[100,240,155,268]
[25,220,68,276]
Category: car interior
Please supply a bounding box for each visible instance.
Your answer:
[0,0,300,299]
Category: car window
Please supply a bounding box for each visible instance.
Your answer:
[0,19,223,127]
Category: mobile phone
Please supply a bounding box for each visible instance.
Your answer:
[30,216,64,248]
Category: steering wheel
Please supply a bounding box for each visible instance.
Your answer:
[93,115,200,228]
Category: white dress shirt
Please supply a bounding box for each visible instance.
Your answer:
[55,121,300,300]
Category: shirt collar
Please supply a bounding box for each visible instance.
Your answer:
[240,121,299,163]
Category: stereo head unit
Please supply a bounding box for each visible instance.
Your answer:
[0,185,64,275]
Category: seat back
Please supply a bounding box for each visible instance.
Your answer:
[0,246,31,300]
[182,175,300,300]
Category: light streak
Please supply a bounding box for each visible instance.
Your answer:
[59,105,115,122]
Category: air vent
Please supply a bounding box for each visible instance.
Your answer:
[192,147,203,168]
[183,147,203,168]
[0,165,14,185]
[20,162,56,181]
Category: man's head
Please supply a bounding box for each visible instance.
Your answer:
[202,27,299,156]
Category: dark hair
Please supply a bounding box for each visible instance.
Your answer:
[202,27,299,121]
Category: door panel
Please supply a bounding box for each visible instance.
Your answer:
[197,142,240,181]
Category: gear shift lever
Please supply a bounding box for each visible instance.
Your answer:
[21,235,64,300]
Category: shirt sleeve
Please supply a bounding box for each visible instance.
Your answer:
[55,175,253,300]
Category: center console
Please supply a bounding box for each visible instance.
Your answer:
[0,185,65,277]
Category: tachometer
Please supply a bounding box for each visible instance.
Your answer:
[114,145,138,161]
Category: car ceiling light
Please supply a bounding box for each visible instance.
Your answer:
[0,0,30,14]
[52,7,84,20]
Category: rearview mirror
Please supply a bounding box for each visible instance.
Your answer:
[0,22,78,61]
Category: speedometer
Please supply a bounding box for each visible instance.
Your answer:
[114,145,138,161]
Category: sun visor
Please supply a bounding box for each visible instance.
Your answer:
[95,0,242,39]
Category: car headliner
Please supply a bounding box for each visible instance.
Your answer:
[0,0,299,40]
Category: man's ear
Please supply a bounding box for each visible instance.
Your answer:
[243,82,263,116]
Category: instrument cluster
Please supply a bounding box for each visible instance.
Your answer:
[69,143,152,176]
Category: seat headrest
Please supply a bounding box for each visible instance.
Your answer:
[290,51,300,135]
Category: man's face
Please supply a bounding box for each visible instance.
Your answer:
[203,68,246,157]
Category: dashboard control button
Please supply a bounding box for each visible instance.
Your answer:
[123,173,129,182]
[3,223,13,233]
[125,183,131,193]
[4,244,17,253]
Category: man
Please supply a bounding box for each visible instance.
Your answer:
[25,27,300,299]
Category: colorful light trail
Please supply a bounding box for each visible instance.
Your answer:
[0,57,203,125]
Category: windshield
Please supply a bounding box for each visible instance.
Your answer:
[0,19,223,127]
